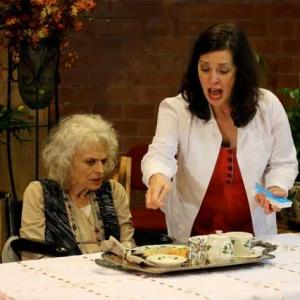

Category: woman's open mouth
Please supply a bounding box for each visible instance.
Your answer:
[91,178,102,185]
[208,88,223,101]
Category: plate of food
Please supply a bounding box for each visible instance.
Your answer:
[132,244,189,258]
[146,254,187,267]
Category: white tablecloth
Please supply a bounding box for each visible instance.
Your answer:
[1,233,300,300]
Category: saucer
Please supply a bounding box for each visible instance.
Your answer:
[234,249,262,259]
[146,254,187,267]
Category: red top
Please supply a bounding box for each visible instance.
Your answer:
[191,147,254,235]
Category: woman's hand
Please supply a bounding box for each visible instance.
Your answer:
[145,173,171,209]
[255,185,288,214]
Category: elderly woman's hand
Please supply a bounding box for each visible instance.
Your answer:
[145,173,171,209]
[255,185,288,214]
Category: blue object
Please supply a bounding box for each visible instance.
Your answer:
[255,183,292,208]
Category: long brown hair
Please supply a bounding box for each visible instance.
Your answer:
[180,23,259,127]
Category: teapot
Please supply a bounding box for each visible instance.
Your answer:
[206,233,234,264]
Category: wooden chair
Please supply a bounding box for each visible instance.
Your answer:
[113,154,172,246]
[112,156,132,199]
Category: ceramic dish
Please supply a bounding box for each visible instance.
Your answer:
[146,254,187,267]
[132,244,189,258]
[234,249,262,259]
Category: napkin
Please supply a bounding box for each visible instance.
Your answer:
[99,236,155,267]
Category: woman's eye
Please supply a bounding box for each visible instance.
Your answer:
[86,160,95,166]
[219,68,231,74]
[200,66,210,73]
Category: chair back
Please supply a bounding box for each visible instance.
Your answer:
[126,144,168,235]
[127,144,148,190]
[112,156,132,198]
[111,153,171,245]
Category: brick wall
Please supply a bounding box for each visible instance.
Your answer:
[60,0,300,153]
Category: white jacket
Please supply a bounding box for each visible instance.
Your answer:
[142,88,298,242]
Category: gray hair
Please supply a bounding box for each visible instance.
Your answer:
[43,114,119,187]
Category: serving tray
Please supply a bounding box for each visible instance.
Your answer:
[95,251,275,275]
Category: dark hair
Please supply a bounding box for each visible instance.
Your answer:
[180,23,259,127]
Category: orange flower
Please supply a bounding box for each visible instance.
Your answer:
[75,0,96,11]
[37,27,49,39]
[73,21,83,31]
[31,0,58,5]
[52,9,62,23]
[5,17,18,26]
[70,5,79,17]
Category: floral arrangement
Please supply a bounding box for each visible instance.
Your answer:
[0,0,96,65]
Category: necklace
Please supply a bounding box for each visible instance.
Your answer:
[87,192,105,243]
[64,191,105,253]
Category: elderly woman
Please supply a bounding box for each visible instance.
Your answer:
[20,114,135,260]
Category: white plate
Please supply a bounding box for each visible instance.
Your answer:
[146,254,187,267]
[234,249,262,259]
[132,244,189,257]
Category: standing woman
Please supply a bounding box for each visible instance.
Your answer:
[142,23,298,242]
[20,114,135,259]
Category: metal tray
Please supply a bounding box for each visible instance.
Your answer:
[95,251,275,275]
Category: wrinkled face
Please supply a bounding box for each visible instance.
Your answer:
[68,142,108,193]
[198,49,236,109]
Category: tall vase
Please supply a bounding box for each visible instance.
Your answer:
[17,41,59,110]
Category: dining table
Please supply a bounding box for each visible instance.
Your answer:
[1,232,300,300]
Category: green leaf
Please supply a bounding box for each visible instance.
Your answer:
[0,105,32,143]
